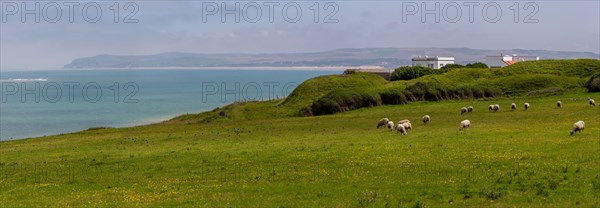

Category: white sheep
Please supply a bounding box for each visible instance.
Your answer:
[398,119,410,124]
[459,120,471,131]
[556,101,562,108]
[524,103,530,110]
[589,98,596,107]
[489,104,499,112]
[396,123,407,135]
[570,121,585,136]
[460,107,468,115]
[401,122,412,131]
[387,121,395,131]
[377,118,390,128]
[422,115,430,124]
[467,106,473,113]
[511,103,517,111]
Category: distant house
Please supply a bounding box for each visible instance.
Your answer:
[486,54,540,68]
[346,68,392,80]
[411,56,455,69]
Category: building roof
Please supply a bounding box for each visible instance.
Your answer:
[411,56,455,61]
[349,68,391,73]
[486,55,539,58]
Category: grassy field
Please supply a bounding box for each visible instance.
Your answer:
[2,59,600,207]
[1,91,599,207]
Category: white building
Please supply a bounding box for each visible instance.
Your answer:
[486,54,540,68]
[411,56,455,69]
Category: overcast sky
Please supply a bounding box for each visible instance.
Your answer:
[1,1,598,70]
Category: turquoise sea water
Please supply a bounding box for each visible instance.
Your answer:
[0,69,341,140]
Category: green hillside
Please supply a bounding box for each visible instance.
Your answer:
[2,59,599,207]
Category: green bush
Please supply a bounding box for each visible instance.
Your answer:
[391,66,447,81]
[308,82,504,116]
[309,89,382,116]
[440,64,464,70]
[406,82,448,101]
[343,69,357,75]
[465,62,489,68]
[379,88,409,105]
[584,72,600,92]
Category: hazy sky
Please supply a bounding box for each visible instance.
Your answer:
[1,0,598,70]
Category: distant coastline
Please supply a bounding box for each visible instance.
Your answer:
[64,66,359,71]
[63,48,600,69]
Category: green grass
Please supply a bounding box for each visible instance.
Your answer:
[2,59,600,207]
[1,92,599,207]
[173,59,600,121]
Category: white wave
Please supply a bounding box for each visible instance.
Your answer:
[0,78,48,82]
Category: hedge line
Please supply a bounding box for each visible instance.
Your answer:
[302,82,503,116]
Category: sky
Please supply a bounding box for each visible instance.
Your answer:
[0,0,599,70]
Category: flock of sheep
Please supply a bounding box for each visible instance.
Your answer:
[377,98,596,136]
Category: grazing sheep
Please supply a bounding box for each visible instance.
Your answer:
[459,120,471,131]
[398,119,410,124]
[377,118,390,128]
[422,115,430,124]
[460,107,468,115]
[524,103,530,110]
[489,104,499,112]
[570,121,585,136]
[511,103,517,111]
[589,98,596,106]
[387,121,395,131]
[556,101,562,108]
[467,106,473,113]
[401,122,412,131]
[396,124,407,135]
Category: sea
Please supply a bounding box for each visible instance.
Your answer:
[0,69,342,140]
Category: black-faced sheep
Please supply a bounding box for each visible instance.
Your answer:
[511,103,517,111]
[387,121,395,131]
[377,118,389,128]
[460,107,468,115]
[422,115,430,124]
[489,104,499,112]
[570,121,585,136]
[556,101,562,108]
[589,98,596,107]
[524,103,530,110]
[467,106,473,113]
[401,122,412,131]
[396,124,407,135]
[459,120,471,131]
[398,119,410,124]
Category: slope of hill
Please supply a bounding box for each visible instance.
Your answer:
[64,48,599,69]
[4,59,600,207]
[170,59,599,121]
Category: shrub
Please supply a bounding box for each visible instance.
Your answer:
[343,69,357,75]
[391,66,437,81]
[584,72,600,92]
[402,90,417,102]
[309,89,382,115]
[465,62,489,68]
[440,64,464,70]
[379,88,409,104]
[307,82,503,116]
[401,83,501,102]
